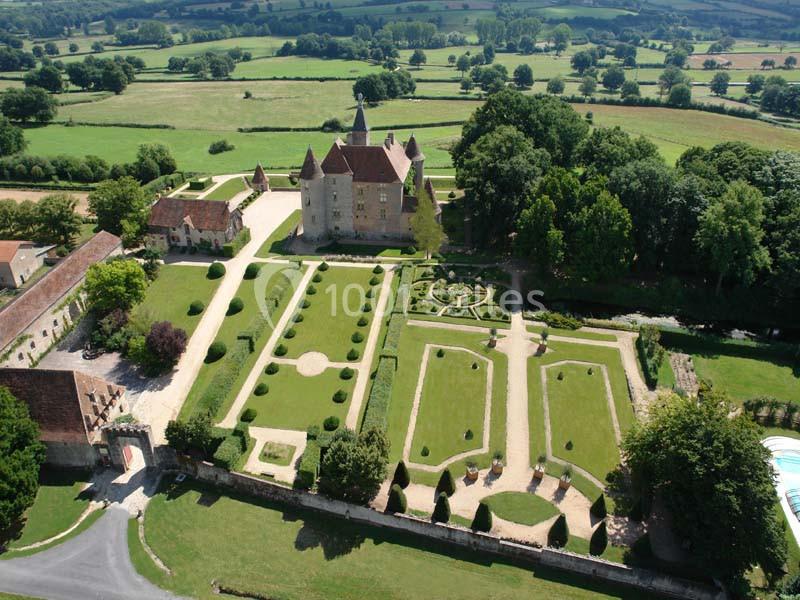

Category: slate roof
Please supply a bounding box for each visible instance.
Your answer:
[319,138,412,184]
[148,197,237,231]
[0,368,125,443]
[0,231,122,352]
[352,93,368,132]
[404,134,425,162]
[252,163,269,185]
[299,147,324,180]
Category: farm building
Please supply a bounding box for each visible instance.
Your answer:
[0,241,53,289]
[147,197,244,251]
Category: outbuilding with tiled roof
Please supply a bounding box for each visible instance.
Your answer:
[147,196,244,251]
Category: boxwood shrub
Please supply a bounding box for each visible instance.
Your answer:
[306,285,317,295]
[373,265,384,274]
[312,272,322,283]
[188,300,205,315]
[294,313,304,323]
[284,328,296,339]
[351,331,364,343]
[244,262,262,279]
[274,344,288,356]
[206,341,227,362]
[207,262,226,279]
[318,262,329,272]
[362,303,372,313]
[301,299,311,309]
[369,276,380,286]
[340,367,354,380]
[266,362,280,375]
[357,316,368,327]
[332,389,348,403]
[347,348,360,361]
[323,415,340,431]
[212,436,242,470]
[241,408,258,422]
[254,383,269,396]
[227,297,244,315]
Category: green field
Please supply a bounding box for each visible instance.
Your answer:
[409,346,487,466]
[260,442,296,466]
[527,324,618,343]
[139,478,648,600]
[241,365,355,431]
[282,266,382,362]
[547,362,620,481]
[483,491,560,526]
[136,265,221,336]
[6,468,92,549]
[180,263,306,420]
[385,324,507,487]
[203,176,248,201]
[528,341,634,488]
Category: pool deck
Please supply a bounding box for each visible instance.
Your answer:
[764,436,800,546]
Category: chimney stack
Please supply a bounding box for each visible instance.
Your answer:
[385,131,395,148]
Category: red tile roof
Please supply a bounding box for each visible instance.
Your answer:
[0,240,33,263]
[148,197,237,231]
[318,138,412,184]
[0,231,122,352]
[252,163,269,185]
[0,368,125,444]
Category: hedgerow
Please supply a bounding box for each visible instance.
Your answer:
[212,435,242,470]
[296,441,321,489]
[636,325,666,389]
[361,357,395,431]
[223,227,251,258]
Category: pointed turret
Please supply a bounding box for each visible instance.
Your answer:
[251,162,269,192]
[299,146,324,180]
[405,133,425,190]
[348,93,370,146]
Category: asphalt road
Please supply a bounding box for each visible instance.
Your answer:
[0,506,180,600]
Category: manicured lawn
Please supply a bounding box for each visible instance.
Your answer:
[255,209,301,257]
[24,124,460,174]
[528,341,634,488]
[260,442,296,467]
[179,263,306,420]
[692,354,799,404]
[7,468,92,549]
[565,536,627,564]
[203,176,248,201]
[409,347,488,466]
[242,365,355,431]
[315,242,426,259]
[483,491,560,526]
[136,265,220,337]
[385,324,507,487]
[527,324,618,343]
[282,266,382,363]
[2,509,104,560]
[657,356,676,390]
[139,478,649,600]
[547,363,620,482]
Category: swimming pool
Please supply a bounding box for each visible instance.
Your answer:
[776,454,800,476]
[765,437,800,548]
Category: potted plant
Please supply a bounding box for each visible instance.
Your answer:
[491,451,504,476]
[465,461,479,481]
[488,327,498,348]
[559,465,573,490]
[533,454,547,480]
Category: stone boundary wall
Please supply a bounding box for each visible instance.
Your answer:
[177,459,723,600]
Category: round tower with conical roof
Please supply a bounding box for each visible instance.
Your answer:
[299,146,327,240]
[348,93,370,146]
[404,133,425,191]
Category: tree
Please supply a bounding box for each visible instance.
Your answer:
[658,66,689,96]
[85,259,147,313]
[785,56,798,70]
[165,414,213,455]
[386,483,407,513]
[709,72,731,96]
[667,83,692,107]
[460,78,473,93]
[746,74,766,94]
[136,143,176,177]
[547,514,569,547]
[392,460,410,488]
[456,124,551,248]
[572,191,633,281]
[695,181,771,294]
[551,23,571,55]
[43,41,59,56]
[577,126,659,176]
[436,467,456,496]
[456,54,470,77]
[0,87,58,123]
[513,64,533,89]
[100,63,128,94]
[68,43,79,53]
[471,501,493,532]
[318,427,389,504]
[514,195,564,272]
[409,48,427,69]
[620,80,640,99]
[353,74,387,103]
[410,191,443,258]
[590,493,607,519]
[447,54,456,66]
[601,65,625,92]
[91,41,105,53]
[432,492,451,523]
[483,43,495,64]
[0,386,46,532]
[570,50,594,74]
[146,321,187,371]
[589,521,608,555]
[34,193,82,248]
[23,65,63,93]
[104,16,116,34]
[622,392,787,584]
[578,75,596,97]
[0,116,25,156]
[546,76,565,95]
[88,176,150,242]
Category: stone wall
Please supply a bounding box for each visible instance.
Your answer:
[44,440,99,468]
[180,460,723,600]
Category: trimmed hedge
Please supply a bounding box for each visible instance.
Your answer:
[636,325,665,389]
[142,171,186,195]
[436,468,456,497]
[233,421,251,450]
[347,348,360,361]
[188,300,205,315]
[223,226,251,258]
[351,331,364,343]
[266,362,280,374]
[212,435,242,470]
[195,338,249,417]
[361,357,394,431]
[386,484,407,513]
[432,492,451,523]
[538,311,583,330]
[332,389,348,403]
[392,460,410,489]
[471,501,493,532]
[340,367,354,380]
[207,262,226,279]
[296,441,321,490]
[590,493,607,519]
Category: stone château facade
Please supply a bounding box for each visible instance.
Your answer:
[300,95,439,242]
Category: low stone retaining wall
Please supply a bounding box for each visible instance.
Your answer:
[179,459,723,600]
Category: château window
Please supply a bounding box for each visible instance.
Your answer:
[357,201,365,211]
[305,195,310,206]
[380,208,387,220]
[333,191,337,202]
[379,192,387,203]
[358,188,364,196]
[333,209,341,220]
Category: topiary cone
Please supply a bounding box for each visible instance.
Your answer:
[547,514,569,548]
[432,492,451,523]
[436,468,456,497]
[589,520,608,556]
[590,493,607,519]
[386,484,407,514]
[393,460,410,489]
[471,501,493,533]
